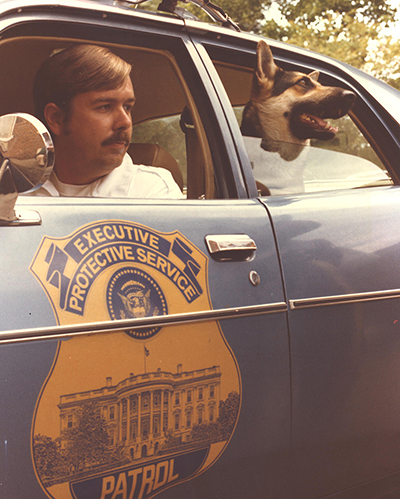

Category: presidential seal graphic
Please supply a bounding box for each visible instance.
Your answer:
[107,268,167,339]
[30,220,241,499]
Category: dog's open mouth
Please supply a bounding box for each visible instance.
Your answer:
[292,109,346,141]
[291,90,356,141]
[299,113,338,135]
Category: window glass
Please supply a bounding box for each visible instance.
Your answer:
[131,115,187,191]
[234,107,391,195]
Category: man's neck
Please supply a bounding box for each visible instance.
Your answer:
[53,164,94,185]
[53,149,126,185]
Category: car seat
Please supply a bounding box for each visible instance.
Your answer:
[127,143,184,192]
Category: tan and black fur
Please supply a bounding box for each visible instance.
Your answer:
[241,40,356,161]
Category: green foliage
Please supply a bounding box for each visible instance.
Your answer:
[264,15,376,68]
[133,0,399,89]
[261,1,400,89]
[183,0,396,38]
[274,0,395,26]
[367,38,400,90]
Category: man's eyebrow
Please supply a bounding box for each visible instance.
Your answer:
[91,96,136,105]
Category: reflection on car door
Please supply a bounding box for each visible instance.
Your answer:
[264,187,400,497]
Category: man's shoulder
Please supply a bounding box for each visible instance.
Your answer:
[99,154,184,199]
[113,154,175,184]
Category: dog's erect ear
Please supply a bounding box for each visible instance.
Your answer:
[256,40,278,82]
[308,70,320,82]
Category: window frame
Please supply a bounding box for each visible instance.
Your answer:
[0,10,250,200]
[196,35,400,194]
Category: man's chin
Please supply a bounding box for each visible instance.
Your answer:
[104,147,126,164]
[95,153,125,179]
[105,143,128,157]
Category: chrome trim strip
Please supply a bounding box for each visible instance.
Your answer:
[0,302,287,345]
[290,289,400,310]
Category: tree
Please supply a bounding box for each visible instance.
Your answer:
[261,1,400,89]
[189,0,399,90]
[271,0,395,27]
[190,421,223,441]
[188,391,240,442]
[366,37,400,90]
[217,391,240,438]
[138,0,400,89]
[33,434,61,479]
[161,429,182,449]
[62,401,109,471]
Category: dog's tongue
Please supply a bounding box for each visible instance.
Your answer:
[306,113,338,133]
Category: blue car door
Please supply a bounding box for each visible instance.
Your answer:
[1,198,291,499]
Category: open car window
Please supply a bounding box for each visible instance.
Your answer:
[1,37,218,200]
[242,133,391,195]
[233,107,391,195]
[211,53,394,196]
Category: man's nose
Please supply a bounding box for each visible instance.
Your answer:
[114,106,132,130]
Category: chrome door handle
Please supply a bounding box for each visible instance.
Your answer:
[205,234,257,261]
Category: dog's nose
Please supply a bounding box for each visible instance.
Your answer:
[342,90,356,103]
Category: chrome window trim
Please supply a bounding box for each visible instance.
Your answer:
[0,302,287,345]
[290,288,400,310]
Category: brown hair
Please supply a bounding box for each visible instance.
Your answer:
[33,44,132,124]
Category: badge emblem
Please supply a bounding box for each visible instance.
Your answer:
[30,220,240,499]
[107,268,167,339]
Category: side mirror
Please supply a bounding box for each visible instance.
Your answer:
[0,113,54,222]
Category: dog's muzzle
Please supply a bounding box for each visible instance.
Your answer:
[291,89,356,141]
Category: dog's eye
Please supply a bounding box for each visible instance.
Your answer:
[297,78,309,88]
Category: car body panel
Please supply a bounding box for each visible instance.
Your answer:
[263,186,400,496]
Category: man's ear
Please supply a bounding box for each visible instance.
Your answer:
[43,103,65,136]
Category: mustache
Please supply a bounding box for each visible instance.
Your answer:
[102,131,130,147]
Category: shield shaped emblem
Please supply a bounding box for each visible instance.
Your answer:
[30,220,241,499]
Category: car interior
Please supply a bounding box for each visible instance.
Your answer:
[0,35,393,201]
[0,36,217,199]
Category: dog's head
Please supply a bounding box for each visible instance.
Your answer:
[242,40,356,153]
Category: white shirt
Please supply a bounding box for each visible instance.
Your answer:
[30,154,184,199]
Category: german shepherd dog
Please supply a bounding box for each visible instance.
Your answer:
[241,40,356,161]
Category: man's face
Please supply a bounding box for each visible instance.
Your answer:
[54,77,135,184]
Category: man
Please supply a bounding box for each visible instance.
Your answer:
[31,44,183,198]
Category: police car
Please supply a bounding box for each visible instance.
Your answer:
[1,0,400,498]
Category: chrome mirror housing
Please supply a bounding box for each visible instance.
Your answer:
[0,113,54,221]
